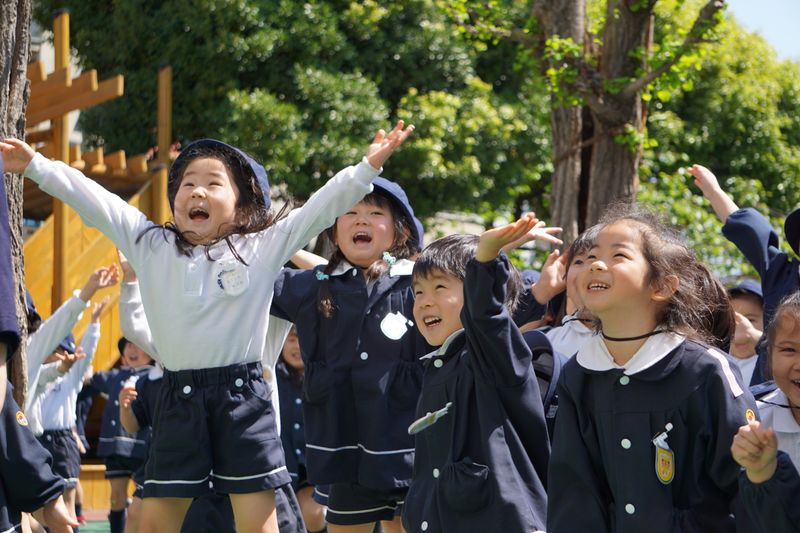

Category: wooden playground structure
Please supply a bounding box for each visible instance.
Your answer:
[22,11,173,511]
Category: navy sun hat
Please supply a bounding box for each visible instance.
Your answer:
[57,333,76,353]
[372,177,421,250]
[413,217,425,252]
[167,139,270,212]
[728,278,764,302]
[784,207,800,256]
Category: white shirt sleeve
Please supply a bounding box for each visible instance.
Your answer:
[118,281,159,360]
[23,153,156,272]
[267,157,378,267]
[63,322,101,392]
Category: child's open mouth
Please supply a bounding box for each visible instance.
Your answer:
[423,316,442,327]
[353,231,372,244]
[189,207,209,221]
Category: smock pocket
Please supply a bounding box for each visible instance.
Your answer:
[438,458,492,513]
[388,360,424,412]
[303,361,335,404]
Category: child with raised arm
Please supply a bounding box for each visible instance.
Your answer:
[402,214,552,533]
[547,203,758,533]
[0,153,76,533]
[689,164,800,328]
[2,121,412,532]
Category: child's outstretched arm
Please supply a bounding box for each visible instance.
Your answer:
[270,121,414,267]
[688,164,739,224]
[1,138,152,267]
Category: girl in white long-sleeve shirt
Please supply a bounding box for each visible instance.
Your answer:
[1,123,413,533]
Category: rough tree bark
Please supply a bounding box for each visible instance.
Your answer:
[1,0,31,406]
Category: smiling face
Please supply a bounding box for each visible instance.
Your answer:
[334,198,397,268]
[173,157,240,244]
[578,222,664,330]
[123,342,153,369]
[281,330,304,371]
[413,269,464,347]
[770,315,800,424]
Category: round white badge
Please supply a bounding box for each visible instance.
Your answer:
[380,311,409,340]
[213,259,249,296]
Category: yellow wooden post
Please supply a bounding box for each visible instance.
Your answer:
[152,65,172,224]
[51,10,71,312]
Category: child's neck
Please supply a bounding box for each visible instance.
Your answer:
[599,313,660,366]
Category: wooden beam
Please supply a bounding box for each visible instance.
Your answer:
[37,142,55,159]
[25,128,53,144]
[27,75,124,125]
[27,61,46,82]
[154,66,173,224]
[106,150,126,171]
[69,144,81,163]
[52,9,71,311]
[29,66,72,97]
[29,69,97,111]
[127,155,148,175]
[83,147,104,167]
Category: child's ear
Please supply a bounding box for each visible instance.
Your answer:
[651,274,679,302]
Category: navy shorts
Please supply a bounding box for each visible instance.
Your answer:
[324,483,407,525]
[105,455,144,479]
[0,481,21,533]
[36,429,81,487]
[143,362,290,498]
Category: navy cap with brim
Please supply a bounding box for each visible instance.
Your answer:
[25,289,42,325]
[372,177,421,249]
[784,207,800,256]
[728,278,764,301]
[58,333,76,353]
[168,139,270,212]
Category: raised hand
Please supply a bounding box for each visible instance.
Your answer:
[687,164,722,197]
[117,249,137,282]
[366,120,415,170]
[79,264,120,302]
[56,347,87,374]
[0,138,36,173]
[476,213,541,263]
[500,220,563,253]
[532,249,568,305]
[731,420,778,484]
[91,296,111,323]
[119,384,138,409]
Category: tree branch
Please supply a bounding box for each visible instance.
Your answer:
[620,0,725,99]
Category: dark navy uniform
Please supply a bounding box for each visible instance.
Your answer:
[402,256,550,533]
[739,451,800,533]
[548,334,759,533]
[512,269,547,327]
[276,360,307,492]
[85,366,153,477]
[722,207,800,327]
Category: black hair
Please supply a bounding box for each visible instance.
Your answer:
[317,191,416,318]
[764,290,800,379]
[136,144,289,264]
[117,336,130,356]
[594,202,733,350]
[412,234,522,314]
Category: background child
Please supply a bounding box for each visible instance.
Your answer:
[276,326,327,533]
[1,121,413,532]
[727,279,766,386]
[272,177,427,533]
[548,203,758,532]
[83,338,155,533]
[402,214,551,533]
[690,164,800,328]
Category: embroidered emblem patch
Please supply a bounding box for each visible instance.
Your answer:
[380,311,409,340]
[16,411,28,426]
[652,422,675,485]
[745,409,756,423]
[213,259,249,296]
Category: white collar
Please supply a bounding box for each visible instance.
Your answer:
[576,332,686,375]
[148,365,164,381]
[329,258,414,278]
[761,389,800,433]
[420,329,464,360]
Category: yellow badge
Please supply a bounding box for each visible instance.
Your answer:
[745,409,756,423]
[16,410,28,426]
[655,446,675,484]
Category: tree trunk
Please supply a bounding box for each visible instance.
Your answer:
[1,0,31,406]
[584,0,652,226]
[539,0,585,245]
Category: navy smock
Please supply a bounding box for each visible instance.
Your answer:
[722,207,800,326]
[276,360,307,491]
[739,451,800,533]
[402,256,550,533]
[86,366,153,458]
[272,261,431,489]
[548,336,759,533]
